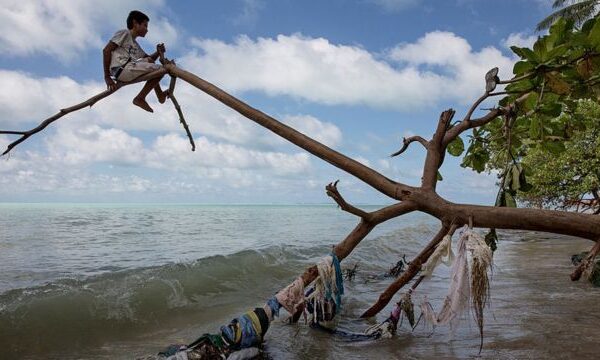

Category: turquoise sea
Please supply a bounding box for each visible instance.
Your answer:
[0,204,598,359]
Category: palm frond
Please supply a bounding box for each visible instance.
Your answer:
[552,0,582,10]
[537,0,600,31]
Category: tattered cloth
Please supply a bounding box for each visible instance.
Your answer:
[220,307,270,350]
[420,228,492,332]
[305,253,344,324]
[275,276,305,315]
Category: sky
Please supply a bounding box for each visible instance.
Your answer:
[0,0,554,204]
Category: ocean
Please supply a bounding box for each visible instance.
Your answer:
[0,203,598,359]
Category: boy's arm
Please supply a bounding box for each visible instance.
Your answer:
[146,43,166,62]
[103,41,118,90]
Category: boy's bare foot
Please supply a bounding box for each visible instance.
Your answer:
[157,90,169,104]
[133,98,154,113]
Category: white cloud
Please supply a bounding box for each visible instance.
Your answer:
[502,32,538,50]
[0,0,174,61]
[39,122,312,175]
[0,123,314,198]
[147,133,312,175]
[181,32,515,111]
[283,115,342,148]
[46,124,146,166]
[232,0,265,27]
[388,31,515,103]
[367,0,420,12]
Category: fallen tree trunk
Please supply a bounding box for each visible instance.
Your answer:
[2,62,599,326]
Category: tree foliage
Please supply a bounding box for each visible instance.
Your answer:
[458,16,600,213]
[537,1,600,31]
[520,100,600,211]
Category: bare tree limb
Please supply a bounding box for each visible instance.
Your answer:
[421,110,455,189]
[390,136,429,157]
[167,76,195,151]
[299,201,418,287]
[462,93,490,124]
[361,222,457,318]
[0,68,168,156]
[326,180,371,220]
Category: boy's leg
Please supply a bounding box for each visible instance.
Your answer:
[118,62,167,112]
[133,77,161,113]
[154,83,168,104]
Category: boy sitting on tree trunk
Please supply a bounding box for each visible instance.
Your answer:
[103,10,168,113]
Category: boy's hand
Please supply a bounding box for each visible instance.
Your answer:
[156,43,166,54]
[105,76,117,91]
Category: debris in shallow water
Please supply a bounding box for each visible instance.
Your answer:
[422,235,454,277]
[389,255,409,277]
[400,292,415,328]
[342,263,359,281]
[468,230,493,354]
[418,228,492,353]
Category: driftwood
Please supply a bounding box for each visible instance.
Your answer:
[2,62,600,349]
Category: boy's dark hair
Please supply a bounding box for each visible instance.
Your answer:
[127,10,149,29]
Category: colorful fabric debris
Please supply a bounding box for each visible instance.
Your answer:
[221,308,269,350]
[305,253,344,325]
[275,276,305,316]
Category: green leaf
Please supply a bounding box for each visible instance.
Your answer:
[447,137,465,156]
[533,37,548,61]
[437,171,443,181]
[504,191,517,207]
[549,17,568,39]
[530,117,541,138]
[506,79,535,93]
[543,140,566,155]
[503,165,513,190]
[495,189,506,207]
[520,92,538,113]
[511,165,521,191]
[539,102,563,117]
[582,18,597,35]
[499,94,517,107]
[519,169,533,192]
[510,46,539,63]
[513,61,534,75]
[471,153,488,173]
[588,17,600,47]
[546,44,568,60]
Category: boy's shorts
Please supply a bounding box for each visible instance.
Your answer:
[116,59,162,82]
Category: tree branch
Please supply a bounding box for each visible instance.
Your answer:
[462,93,490,124]
[167,76,195,151]
[0,68,168,156]
[326,180,371,220]
[299,201,417,287]
[361,223,457,318]
[421,110,455,189]
[496,72,535,84]
[390,136,429,157]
